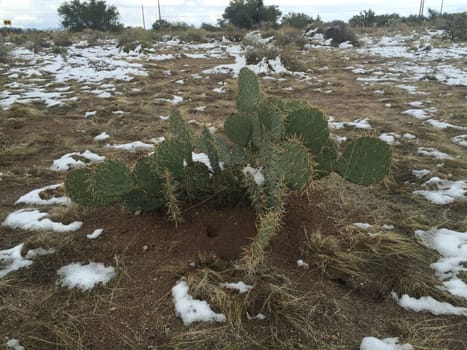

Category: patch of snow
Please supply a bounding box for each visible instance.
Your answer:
[24,247,55,259]
[149,136,166,145]
[402,109,430,120]
[383,225,394,230]
[413,177,466,205]
[5,339,25,350]
[220,281,253,294]
[360,337,413,350]
[408,101,424,107]
[0,244,32,278]
[247,312,266,320]
[2,209,82,232]
[353,223,373,229]
[416,227,467,299]
[451,135,467,147]
[243,166,265,186]
[392,292,467,316]
[105,141,154,152]
[328,117,371,130]
[403,133,416,140]
[412,169,430,178]
[84,110,96,118]
[172,280,226,325]
[379,133,400,145]
[417,147,453,160]
[87,229,104,239]
[15,183,70,206]
[94,132,110,141]
[50,150,105,171]
[57,262,116,291]
[296,259,309,269]
[426,119,466,130]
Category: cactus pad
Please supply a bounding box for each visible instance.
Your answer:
[224,114,252,146]
[169,110,193,164]
[236,67,260,113]
[336,137,391,185]
[151,138,186,179]
[94,160,134,197]
[64,168,98,207]
[278,139,313,191]
[182,162,211,200]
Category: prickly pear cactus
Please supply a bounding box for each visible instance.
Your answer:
[169,110,193,164]
[199,128,221,173]
[151,138,186,179]
[64,168,97,207]
[94,160,134,197]
[336,137,391,185]
[224,114,252,146]
[236,67,260,113]
[278,138,314,191]
[182,162,211,200]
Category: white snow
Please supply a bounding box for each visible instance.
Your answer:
[426,119,466,130]
[379,133,400,145]
[408,101,424,108]
[403,133,416,140]
[105,141,154,152]
[2,209,82,232]
[416,228,467,299]
[451,135,467,147]
[172,280,226,325]
[392,293,467,316]
[5,339,25,350]
[413,177,466,205]
[94,132,110,141]
[402,109,430,120]
[0,244,32,278]
[353,223,373,229]
[15,184,70,206]
[87,229,104,239]
[360,337,413,350]
[412,169,430,178]
[328,117,371,130]
[417,147,453,160]
[57,262,116,291]
[243,166,265,186]
[50,150,105,171]
[296,259,309,269]
[220,281,253,294]
[84,111,96,118]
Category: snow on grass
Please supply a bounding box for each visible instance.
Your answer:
[220,281,253,294]
[172,280,226,325]
[353,223,373,229]
[413,177,466,205]
[416,227,467,299]
[360,337,413,350]
[94,132,110,141]
[401,109,430,120]
[379,133,400,145]
[57,262,116,291]
[417,147,453,160]
[2,209,82,232]
[87,229,103,239]
[155,95,184,105]
[296,259,309,269]
[5,339,25,350]
[15,184,70,206]
[50,150,105,171]
[412,169,430,178]
[403,133,417,140]
[408,101,424,107]
[0,244,32,278]
[328,117,371,129]
[243,166,265,186]
[426,119,466,130]
[84,111,97,118]
[451,135,467,147]
[149,136,166,145]
[392,292,467,316]
[105,141,155,152]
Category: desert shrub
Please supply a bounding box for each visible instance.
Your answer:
[223,23,246,42]
[51,46,68,55]
[0,41,11,63]
[26,32,51,53]
[280,49,306,71]
[201,22,220,32]
[324,21,359,47]
[443,12,467,41]
[245,44,279,64]
[117,27,153,52]
[64,68,391,270]
[281,12,314,29]
[350,9,401,27]
[275,27,302,47]
[51,30,73,46]
[178,28,208,43]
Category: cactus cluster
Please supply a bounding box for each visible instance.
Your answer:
[65,67,391,269]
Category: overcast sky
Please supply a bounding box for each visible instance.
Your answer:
[0,0,465,29]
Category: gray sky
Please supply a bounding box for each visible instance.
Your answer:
[0,0,466,29]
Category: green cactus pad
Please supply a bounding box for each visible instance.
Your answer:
[285,106,330,153]
[278,139,313,191]
[182,162,211,200]
[199,128,221,173]
[224,114,252,146]
[64,168,97,207]
[169,110,193,164]
[151,138,186,179]
[336,137,391,185]
[236,67,260,113]
[94,160,134,197]
[313,142,337,179]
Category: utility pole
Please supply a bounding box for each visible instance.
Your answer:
[157,0,162,21]
[440,0,444,15]
[142,4,146,29]
[419,0,425,16]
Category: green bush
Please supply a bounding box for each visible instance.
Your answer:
[220,0,282,29]
[281,12,314,29]
[324,21,359,46]
[443,12,467,41]
[0,41,11,63]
